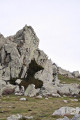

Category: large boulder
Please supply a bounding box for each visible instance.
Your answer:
[72,71,80,78]
[56,114,80,120]
[2,84,15,95]
[52,107,80,116]
[71,114,80,120]
[7,114,33,120]
[24,84,40,97]
[57,84,80,95]
[39,84,58,96]
[0,25,59,96]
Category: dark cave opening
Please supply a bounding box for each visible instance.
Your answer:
[10,59,44,89]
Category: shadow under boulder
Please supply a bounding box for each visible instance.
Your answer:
[10,59,43,90]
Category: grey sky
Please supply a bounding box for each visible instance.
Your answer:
[0,0,80,72]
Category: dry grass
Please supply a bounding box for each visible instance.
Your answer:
[0,95,80,120]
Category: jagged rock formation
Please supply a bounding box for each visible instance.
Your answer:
[0,25,80,97]
[0,25,58,96]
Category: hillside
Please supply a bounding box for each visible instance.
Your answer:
[0,25,80,120]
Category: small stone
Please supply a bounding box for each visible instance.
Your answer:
[45,97,48,100]
[52,93,61,97]
[25,116,33,119]
[15,79,22,84]
[36,95,42,99]
[63,100,68,103]
[63,95,67,97]
[71,99,78,102]
[19,98,26,101]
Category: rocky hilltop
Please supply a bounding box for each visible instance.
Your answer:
[0,25,59,96]
[0,25,80,97]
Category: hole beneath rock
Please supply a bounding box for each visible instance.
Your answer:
[10,59,43,89]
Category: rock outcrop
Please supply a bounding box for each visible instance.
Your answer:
[0,25,58,96]
[0,25,80,97]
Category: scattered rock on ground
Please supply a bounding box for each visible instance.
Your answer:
[7,114,22,120]
[56,114,80,120]
[52,107,80,116]
[45,97,48,100]
[63,100,68,103]
[19,97,26,101]
[52,93,61,97]
[7,114,33,120]
[36,95,42,99]
[71,99,78,102]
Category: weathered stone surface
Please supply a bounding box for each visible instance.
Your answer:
[15,85,24,95]
[72,71,80,78]
[15,79,22,84]
[52,107,80,116]
[56,114,80,120]
[58,67,74,78]
[7,114,33,120]
[71,114,80,120]
[2,84,15,95]
[36,95,42,99]
[14,85,20,94]
[0,34,7,49]
[57,84,80,95]
[35,59,59,85]
[0,25,80,97]
[52,93,61,97]
[39,84,58,96]
[19,97,26,101]
[71,99,78,102]
[24,84,40,97]
[7,114,22,120]
[56,116,69,120]
[63,100,68,103]
[0,80,6,96]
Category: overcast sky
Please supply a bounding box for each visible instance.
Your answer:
[0,0,80,72]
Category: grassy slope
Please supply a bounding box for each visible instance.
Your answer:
[58,74,80,84]
[1,75,80,120]
[0,95,80,120]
